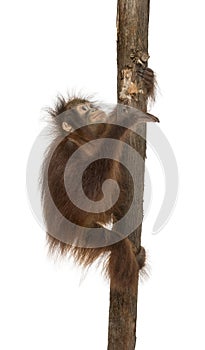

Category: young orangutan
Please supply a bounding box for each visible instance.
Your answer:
[40,68,158,294]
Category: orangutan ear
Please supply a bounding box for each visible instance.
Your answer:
[62,122,73,132]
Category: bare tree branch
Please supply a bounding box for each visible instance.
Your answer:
[108,1,150,349]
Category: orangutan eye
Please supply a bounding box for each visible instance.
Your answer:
[82,105,89,111]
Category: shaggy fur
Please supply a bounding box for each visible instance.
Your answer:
[40,83,157,294]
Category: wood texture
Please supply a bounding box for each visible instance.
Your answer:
[107,1,150,349]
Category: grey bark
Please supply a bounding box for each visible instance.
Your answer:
[107,1,150,349]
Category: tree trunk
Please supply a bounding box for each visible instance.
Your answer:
[107,1,150,349]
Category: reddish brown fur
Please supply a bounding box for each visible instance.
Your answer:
[41,84,156,293]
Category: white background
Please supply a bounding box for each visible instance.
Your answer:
[1,0,205,349]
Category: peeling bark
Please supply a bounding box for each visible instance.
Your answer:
[107,1,150,349]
